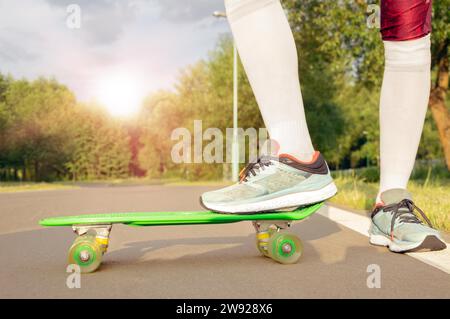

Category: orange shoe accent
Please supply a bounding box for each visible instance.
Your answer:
[278,151,320,164]
[374,201,385,209]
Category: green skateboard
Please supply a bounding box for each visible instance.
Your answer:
[39,202,323,273]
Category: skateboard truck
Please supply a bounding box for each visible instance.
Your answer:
[252,220,291,232]
[252,220,291,256]
[72,224,112,254]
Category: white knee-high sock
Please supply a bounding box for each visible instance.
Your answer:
[224,0,315,161]
[378,35,431,202]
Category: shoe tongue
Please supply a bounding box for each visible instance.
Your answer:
[380,188,412,205]
[260,139,280,157]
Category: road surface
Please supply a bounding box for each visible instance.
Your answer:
[0,185,448,298]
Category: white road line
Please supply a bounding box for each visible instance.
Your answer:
[320,205,450,275]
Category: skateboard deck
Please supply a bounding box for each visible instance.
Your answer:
[39,202,323,227]
[39,202,324,273]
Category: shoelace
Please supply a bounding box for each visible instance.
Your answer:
[373,199,433,240]
[239,156,275,182]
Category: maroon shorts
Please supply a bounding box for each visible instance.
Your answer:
[381,0,432,41]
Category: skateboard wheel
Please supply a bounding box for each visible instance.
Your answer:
[68,235,103,273]
[267,233,303,264]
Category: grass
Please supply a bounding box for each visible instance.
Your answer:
[165,180,231,187]
[61,178,230,187]
[0,178,230,192]
[0,182,77,193]
[330,176,450,232]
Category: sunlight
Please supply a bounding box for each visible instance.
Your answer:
[96,73,145,117]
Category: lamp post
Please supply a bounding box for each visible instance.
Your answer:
[213,11,239,182]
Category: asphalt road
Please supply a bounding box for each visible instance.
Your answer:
[0,185,449,298]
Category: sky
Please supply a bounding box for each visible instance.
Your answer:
[0,0,229,111]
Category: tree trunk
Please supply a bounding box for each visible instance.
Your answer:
[23,162,27,181]
[428,40,450,170]
[34,161,40,182]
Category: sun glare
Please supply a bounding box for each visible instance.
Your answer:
[96,74,144,117]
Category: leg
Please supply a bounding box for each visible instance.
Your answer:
[378,0,432,201]
[200,0,337,213]
[370,0,446,252]
[224,0,314,161]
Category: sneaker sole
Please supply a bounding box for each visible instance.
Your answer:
[369,233,447,253]
[201,182,337,214]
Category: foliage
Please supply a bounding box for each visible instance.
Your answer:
[0,78,131,181]
[0,1,447,182]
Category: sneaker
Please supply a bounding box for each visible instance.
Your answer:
[369,188,447,252]
[200,150,337,214]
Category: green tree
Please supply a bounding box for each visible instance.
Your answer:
[65,104,131,180]
[0,77,76,181]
